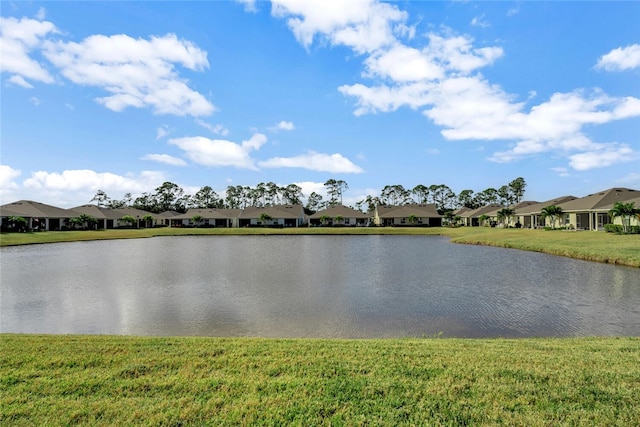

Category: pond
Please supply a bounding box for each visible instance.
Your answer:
[1,235,639,338]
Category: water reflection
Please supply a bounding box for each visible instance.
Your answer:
[1,235,639,338]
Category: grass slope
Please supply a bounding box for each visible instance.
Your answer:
[2,335,639,426]
[1,227,639,267]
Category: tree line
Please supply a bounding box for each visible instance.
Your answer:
[90,177,527,215]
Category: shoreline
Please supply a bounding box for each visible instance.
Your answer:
[1,226,639,267]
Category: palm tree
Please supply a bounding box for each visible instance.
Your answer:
[319,214,332,226]
[608,202,638,234]
[541,205,563,229]
[142,214,155,228]
[191,214,203,228]
[407,214,418,225]
[259,213,272,226]
[478,214,489,227]
[497,208,515,228]
[120,215,136,228]
[334,215,344,225]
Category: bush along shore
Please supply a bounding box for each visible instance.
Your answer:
[1,226,639,267]
[2,335,639,426]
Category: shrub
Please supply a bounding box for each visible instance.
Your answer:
[605,224,640,234]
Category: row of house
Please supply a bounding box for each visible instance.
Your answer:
[455,187,640,230]
[1,187,638,232]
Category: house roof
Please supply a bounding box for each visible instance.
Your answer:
[518,196,578,214]
[376,204,441,218]
[156,210,182,218]
[454,206,474,216]
[512,201,539,214]
[460,204,503,218]
[0,200,74,218]
[239,205,304,219]
[71,205,163,220]
[309,205,370,219]
[558,188,640,212]
[171,208,240,220]
[598,195,640,212]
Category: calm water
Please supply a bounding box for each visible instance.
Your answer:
[1,235,639,338]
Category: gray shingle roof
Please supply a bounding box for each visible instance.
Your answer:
[558,188,640,212]
[0,200,74,218]
[376,204,441,218]
[309,205,370,219]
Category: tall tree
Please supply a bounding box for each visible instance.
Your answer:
[324,179,348,206]
[192,186,221,208]
[457,189,478,209]
[477,187,499,205]
[429,184,456,213]
[508,177,527,204]
[306,192,324,213]
[90,190,110,207]
[497,185,512,206]
[356,195,381,213]
[282,184,303,205]
[265,182,280,206]
[155,182,184,213]
[380,184,410,206]
[411,184,430,204]
[133,193,156,212]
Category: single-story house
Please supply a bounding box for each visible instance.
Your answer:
[0,200,75,231]
[457,204,503,227]
[514,196,577,229]
[70,205,163,229]
[373,204,442,227]
[170,208,241,228]
[156,210,182,227]
[557,188,640,231]
[239,205,306,227]
[308,205,371,226]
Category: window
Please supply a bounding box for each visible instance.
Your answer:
[345,218,350,224]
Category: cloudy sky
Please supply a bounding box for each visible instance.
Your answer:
[1,1,639,208]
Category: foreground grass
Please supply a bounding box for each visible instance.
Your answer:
[2,226,639,267]
[2,335,638,426]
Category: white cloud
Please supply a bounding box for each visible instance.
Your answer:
[568,144,636,171]
[551,167,570,177]
[270,120,295,131]
[270,1,638,173]
[35,7,46,20]
[0,164,21,190]
[141,154,187,166]
[258,151,363,173]
[271,0,407,54]
[168,133,267,169]
[19,169,168,207]
[0,165,22,204]
[8,74,33,88]
[0,16,57,85]
[596,44,640,71]
[156,125,171,140]
[42,33,214,116]
[29,96,41,106]
[196,119,229,136]
[294,181,327,200]
[470,14,490,28]
[236,0,258,13]
[364,44,444,82]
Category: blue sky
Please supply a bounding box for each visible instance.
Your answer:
[1,0,639,208]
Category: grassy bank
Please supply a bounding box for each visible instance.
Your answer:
[2,226,639,267]
[2,334,639,426]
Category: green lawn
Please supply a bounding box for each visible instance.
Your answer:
[2,334,639,426]
[2,226,639,267]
